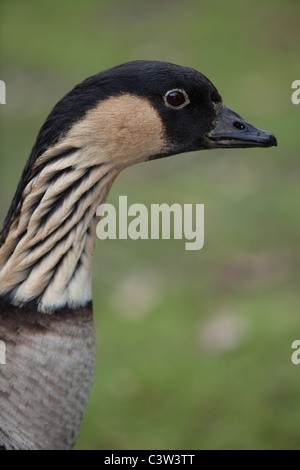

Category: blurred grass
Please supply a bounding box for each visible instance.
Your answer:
[0,0,300,450]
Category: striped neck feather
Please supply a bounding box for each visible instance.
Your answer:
[0,146,118,313]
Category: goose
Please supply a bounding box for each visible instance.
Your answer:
[0,60,277,450]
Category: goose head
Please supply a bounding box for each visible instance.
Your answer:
[30,60,277,172]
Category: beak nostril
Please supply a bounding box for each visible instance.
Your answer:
[233,121,246,130]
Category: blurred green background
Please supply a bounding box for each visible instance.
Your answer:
[0,0,299,450]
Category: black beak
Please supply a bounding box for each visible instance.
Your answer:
[206,105,277,149]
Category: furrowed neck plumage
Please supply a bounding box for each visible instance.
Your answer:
[0,145,118,313]
[0,93,166,314]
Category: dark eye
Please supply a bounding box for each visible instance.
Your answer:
[164,89,190,109]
